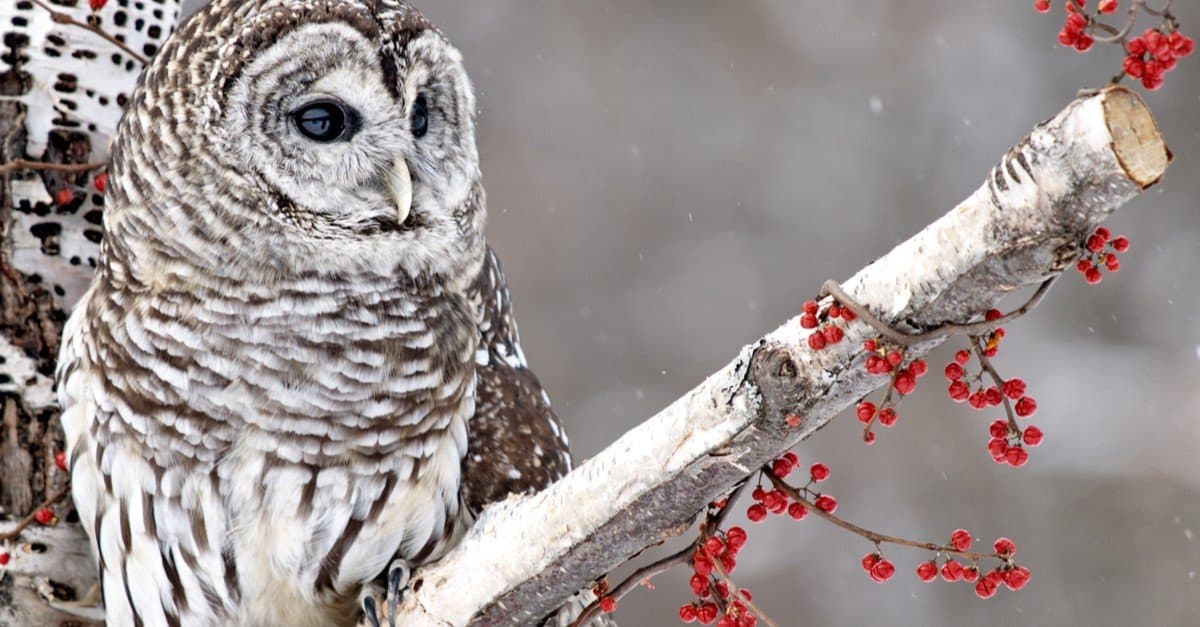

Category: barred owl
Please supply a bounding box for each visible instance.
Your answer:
[55,1,573,625]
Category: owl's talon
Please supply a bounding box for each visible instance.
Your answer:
[362,595,381,627]
[385,560,411,627]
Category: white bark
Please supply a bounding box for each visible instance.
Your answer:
[395,87,1170,626]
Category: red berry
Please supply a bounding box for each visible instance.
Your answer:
[950,529,972,551]
[863,430,876,445]
[54,450,67,472]
[1002,378,1026,399]
[691,573,709,595]
[910,359,928,377]
[1086,234,1105,253]
[802,300,818,315]
[975,576,999,599]
[941,559,964,582]
[1084,267,1103,284]
[89,0,107,10]
[787,502,807,520]
[697,603,719,624]
[1034,0,1051,12]
[993,537,1017,557]
[783,451,799,465]
[1005,446,1030,467]
[1022,425,1044,447]
[1127,38,1147,55]
[1104,254,1120,272]
[1098,0,1117,13]
[968,391,987,410]
[1015,397,1037,418]
[705,536,726,557]
[680,604,699,623]
[955,350,970,365]
[1094,227,1111,242]
[809,463,830,482]
[1171,33,1194,57]
[962,565,980,583]
[916,560,938,582]
[808,333,827,351]
[823,325,844,345]
[856,401,877,423]
[1004,566,1032,590]
[827,304,841,319]
[886,350,903,367]
[34,507,55,526]
[984,387,1003,407]
[944,362,964,381]
[1111,236,1130,252]
[799,313,817,329]
[54,187,73,207]
[714,582,730,599]
[869,559,896,583]
[771,458,793,478]
[1066,12,1087,31]
[877,407,898,427]
[863,339,877,352]
[726,527,747,550]
[989,419,1009,439]
[0,552,8,565]
[988,438,1009,462]
[948,380,970,402]
[746,504,766,523]
[861,553,880,571]
[893,371,916,396]
[1074,33,1094,52]
[1059,28,1078,47]
[815,495,837,513]
[751,486,765,501]
[93,172,108,192]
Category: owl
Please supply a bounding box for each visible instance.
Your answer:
[54,1,573,625]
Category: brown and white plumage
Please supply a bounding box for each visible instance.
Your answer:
[55,1,571,625]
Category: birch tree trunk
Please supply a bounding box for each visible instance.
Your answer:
[0,2,1172,626]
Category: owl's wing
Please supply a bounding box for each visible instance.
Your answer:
[462,247,572,514]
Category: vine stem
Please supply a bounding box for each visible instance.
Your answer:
[820,277,1057,348]
[29,0,149,65]
[970,336,1022,434]
[0,159,105,175]
[764,470,999,563]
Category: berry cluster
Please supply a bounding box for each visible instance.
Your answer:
[912,533,1032,599]
[679,528,756,626]
[855,340,929,444]
[591,579,617,615]
[1075,226,1129,285]
[746,453,834,522]
[941,322,1042,467]
[799,299,854,351]
[1124,27,1194,89]
[1035,0,1193,90]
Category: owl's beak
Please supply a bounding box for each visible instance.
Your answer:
[387,159,413,226]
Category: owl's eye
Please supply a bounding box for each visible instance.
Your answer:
[291,100,358,142]
[411,94,429,139]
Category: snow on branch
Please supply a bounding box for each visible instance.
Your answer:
[393,86,1170,626]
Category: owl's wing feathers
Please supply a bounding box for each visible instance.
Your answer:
[462,247,572,514]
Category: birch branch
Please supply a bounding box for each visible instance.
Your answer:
[392,86,1170,626]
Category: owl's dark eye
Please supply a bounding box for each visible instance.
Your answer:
[291,100,358,142]
[411,94,429,139]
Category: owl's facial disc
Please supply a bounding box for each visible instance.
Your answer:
[387,159,413,226]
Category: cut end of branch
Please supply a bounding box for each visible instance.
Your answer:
[1101,86,1169,188]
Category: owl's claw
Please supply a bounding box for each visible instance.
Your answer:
[385,560,411,627]
[362,595,381,627]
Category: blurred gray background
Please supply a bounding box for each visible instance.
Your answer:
[185,2,1200,625]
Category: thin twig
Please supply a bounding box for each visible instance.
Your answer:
[567,546,693,627]
[710,557,779,627]
[0,159,105,175]
[820,277,1057,348]
[0,483,70,543]
[29,0,149,65]
[765,470,999,563]
[970,337,1021,434]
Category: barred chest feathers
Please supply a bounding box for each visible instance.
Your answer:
[61,268,480,626]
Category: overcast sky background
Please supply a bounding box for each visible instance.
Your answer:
[178,2,1200,625]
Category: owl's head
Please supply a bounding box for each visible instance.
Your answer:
[105,0,485,286]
